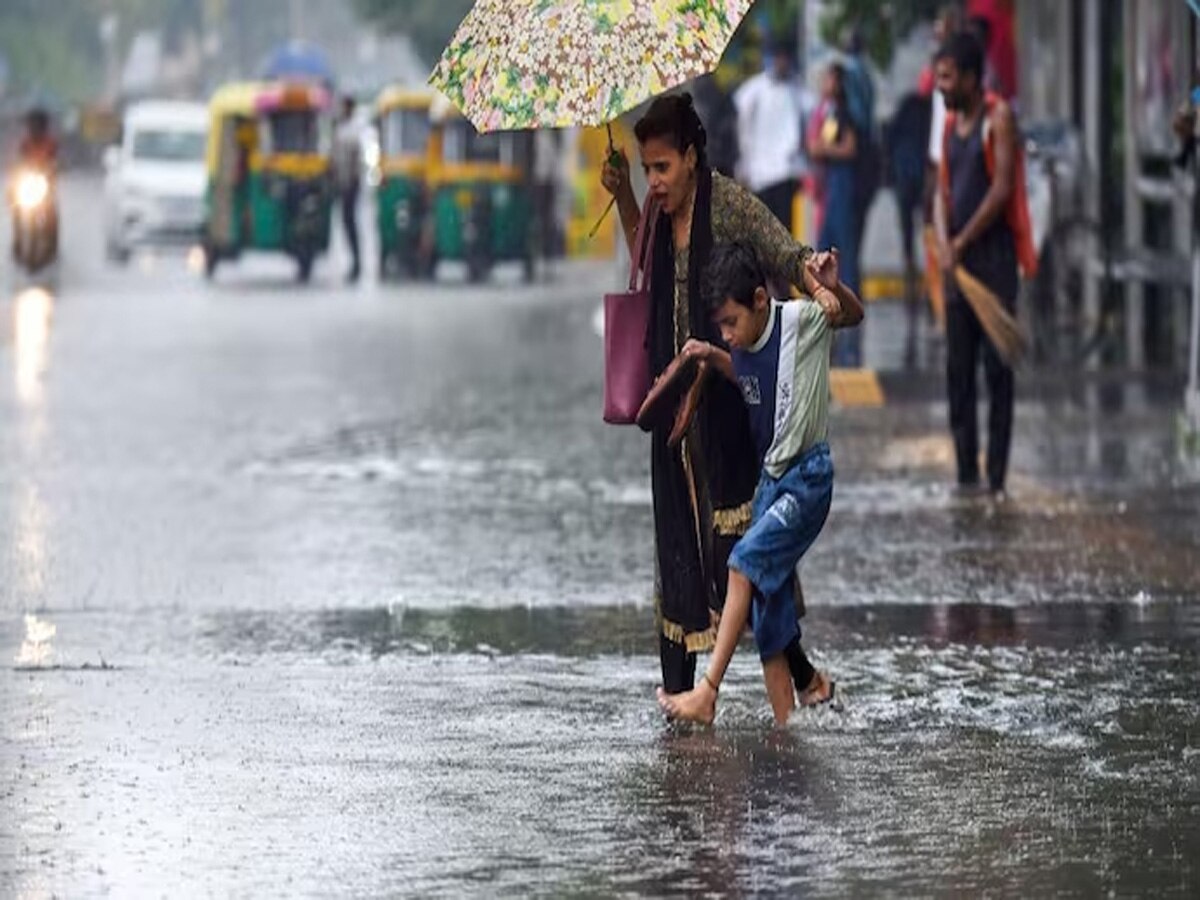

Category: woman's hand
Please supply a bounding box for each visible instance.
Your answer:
[806,248,841,292]
[601,147,631,198]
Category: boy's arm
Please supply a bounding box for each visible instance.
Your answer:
[813,281,864,330]
[682,339,736,384]
[804,250,864,329]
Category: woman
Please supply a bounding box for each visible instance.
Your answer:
[602,94,832,709]
[808,63,863,367]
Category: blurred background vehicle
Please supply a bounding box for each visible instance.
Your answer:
[102,100,207,264]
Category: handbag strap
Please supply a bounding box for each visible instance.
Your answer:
[627,198,661,292]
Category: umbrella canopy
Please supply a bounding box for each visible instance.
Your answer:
[261,41,335,85]
[430,0,752,133]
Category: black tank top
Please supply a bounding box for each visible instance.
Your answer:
[947,111,1018,302]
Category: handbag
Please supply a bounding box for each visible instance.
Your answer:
[602,198,660,424]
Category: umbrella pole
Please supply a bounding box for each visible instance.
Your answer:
[588,122,619,239]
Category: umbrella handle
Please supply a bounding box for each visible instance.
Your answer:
[590,120,622,240]
[589,196,617,240]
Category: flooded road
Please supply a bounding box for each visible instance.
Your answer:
[2,176,1198,895]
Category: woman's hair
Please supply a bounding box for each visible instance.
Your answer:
[634,92,708,167]
[826,62,848,105]
[704,242,766,311]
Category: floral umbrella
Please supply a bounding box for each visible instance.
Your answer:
[429,0,753,133]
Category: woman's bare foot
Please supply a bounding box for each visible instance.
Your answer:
[798,670,835,707]
[656,681,717,724]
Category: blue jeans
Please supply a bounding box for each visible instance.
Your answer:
[728,443,834,659]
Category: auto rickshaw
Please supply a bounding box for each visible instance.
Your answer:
[427,102,534,283]
[202,81,333,282]
[373,87,434,279]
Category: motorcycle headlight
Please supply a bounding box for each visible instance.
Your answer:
[15,172,49,210]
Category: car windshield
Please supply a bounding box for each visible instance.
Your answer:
[381,109,431,156]
[262,110,329,155]
[443,122,501,164]
[131,129,206,162]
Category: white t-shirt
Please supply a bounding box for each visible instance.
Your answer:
[334,119,362,191]
[928,89,946,165]
[734,72,806,192]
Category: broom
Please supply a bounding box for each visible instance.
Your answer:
[922,225,947,332]
[954,265,1027,365]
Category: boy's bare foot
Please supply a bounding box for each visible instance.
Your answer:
[798,670,835,707]
[656,681,717,725]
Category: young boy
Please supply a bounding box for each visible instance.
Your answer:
[657,242,864,725]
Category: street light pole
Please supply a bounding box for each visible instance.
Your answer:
[1187,181,1200,433]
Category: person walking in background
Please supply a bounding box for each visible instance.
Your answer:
[808,63,862,367]
[925,5,963,215]
[333,95,362,283]
[841,29,879,249]
[934,31,1023,497]
[532,128,563,278]
[733,40,807,234]
[887,89,933,366]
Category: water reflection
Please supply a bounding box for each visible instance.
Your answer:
[14,613,56,667]
[9,287,55,607]
[13,286,53,408]
[195,600,1200,661]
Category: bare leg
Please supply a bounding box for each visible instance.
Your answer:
[762,655,795,725]
[656,569,754,724]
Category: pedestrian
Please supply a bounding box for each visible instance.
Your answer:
[926,6,964,207]
[532,129,562,276]
[841,29,880,247]
[656,241,863,725]
[808,63,862,367]
[733,39,807,233]
[934,30,1032,496]
[334,95,362,283]
[601,93,827,705]
[886,91,933,364]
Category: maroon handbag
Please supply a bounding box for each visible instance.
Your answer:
[603,199,660,424]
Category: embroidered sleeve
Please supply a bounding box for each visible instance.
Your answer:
[713,174,815,294]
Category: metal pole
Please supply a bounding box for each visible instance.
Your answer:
[1186,8,1200,434]
[1187,227,1200,425]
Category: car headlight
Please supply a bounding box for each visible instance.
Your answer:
[15,171,49,210]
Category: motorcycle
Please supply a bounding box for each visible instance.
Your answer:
[9,166,59,274]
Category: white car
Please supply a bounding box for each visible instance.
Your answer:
[103,101,208,263]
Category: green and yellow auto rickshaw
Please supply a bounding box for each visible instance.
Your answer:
[373,87,434,279]
[202,81,334,282]
[427,104,534,283]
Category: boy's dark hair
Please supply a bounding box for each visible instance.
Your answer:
[936,31,985,84]
[704,242,766,312]
[635,92,708,167]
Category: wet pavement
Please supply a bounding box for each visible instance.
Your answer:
[1,175,1198,896]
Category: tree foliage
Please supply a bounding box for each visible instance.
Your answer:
[351,0,474,66]
[818,0,945,69]
[0,0,201,102]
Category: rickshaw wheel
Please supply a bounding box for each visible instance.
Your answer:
[467,255,490,284]
[203,246,219,280]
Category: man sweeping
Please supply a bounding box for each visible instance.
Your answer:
[934,30,1036,498]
